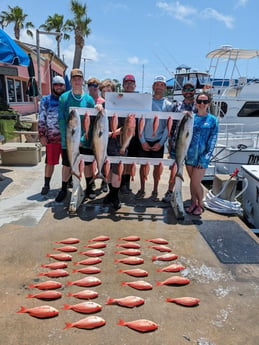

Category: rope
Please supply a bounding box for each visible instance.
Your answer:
[204,169,248,215]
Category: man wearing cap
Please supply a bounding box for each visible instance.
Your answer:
[162,81,197,202]
[135,75,173,201]
[56,68,102,202]
[119,74,139,195]
[38,75,66,195]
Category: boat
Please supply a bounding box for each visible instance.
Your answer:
[202,46,259,179]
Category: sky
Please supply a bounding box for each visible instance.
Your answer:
[1,0,259,93]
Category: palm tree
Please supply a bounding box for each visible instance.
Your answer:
[0,6,34,40]
[65,0,91,68]
[40,14,70,57]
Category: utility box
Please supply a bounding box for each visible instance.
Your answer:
[0,142,42,165]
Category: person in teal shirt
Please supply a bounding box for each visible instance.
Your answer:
[185,92,218,216]
[56,68,97,202]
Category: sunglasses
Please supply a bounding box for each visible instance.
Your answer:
[88,83,99,88]
[196,99,209,104]
[183,87,195,92]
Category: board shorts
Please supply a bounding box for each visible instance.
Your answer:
[45,143,62,165]
[138,140,164,158]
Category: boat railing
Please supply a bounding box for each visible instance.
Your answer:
[217,123,259,148]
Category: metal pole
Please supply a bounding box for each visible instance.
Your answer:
[36,29,41,99]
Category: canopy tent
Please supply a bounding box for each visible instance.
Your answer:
[0,29,29,66]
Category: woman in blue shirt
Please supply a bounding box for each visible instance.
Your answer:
[185,92,218,215]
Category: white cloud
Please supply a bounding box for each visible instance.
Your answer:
[156,1,197,24]
[201,8,234,29]
[128,56,148,65]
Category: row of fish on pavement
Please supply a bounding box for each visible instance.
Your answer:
[17,235,199,332]
[67,109,193,184]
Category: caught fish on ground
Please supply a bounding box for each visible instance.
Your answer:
[38,269,69,278]
[118,268,148,277]
[53,245,78,252]
[27,280,62,290]
[26,291,62,300]
[84,242,107,249]
[147,245,172,252]
[67,289,99,300]
[62,301,102,314]
[156,276,190,286]
[73,257,102,265]
[40,262,68,269]
[115,242,141,249]
[117,319,158,332]
[157,264,185,272]
[114,257,144,265]
[145,238,169,244]
[117,235,140,241]
[121,280,153,290]
[152,253,178,262]
[88,235,110,242]
[79,249,105,257]
[114,249,141,256]
[72,266,101,274]
[166,297,200,306]
[64,316,106,329]
[17,305,59,318]
[55,237,80,244]
[46,253,72,261]
[106,296,144,308]
[66,276,102,287]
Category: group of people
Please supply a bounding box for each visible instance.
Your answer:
[38,69,218,216]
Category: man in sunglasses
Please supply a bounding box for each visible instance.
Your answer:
[162,82,197,202]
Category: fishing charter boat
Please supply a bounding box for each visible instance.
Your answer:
[203,46,259,179]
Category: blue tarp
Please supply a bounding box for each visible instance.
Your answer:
[0,29,29,66]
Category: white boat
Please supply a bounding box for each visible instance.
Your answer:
[241,165,259,229]
[203,46,259,179]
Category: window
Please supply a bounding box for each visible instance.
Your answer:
[7,78,31,103]
[238,101,259,117]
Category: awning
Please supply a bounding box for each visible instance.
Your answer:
[0,29,29,66]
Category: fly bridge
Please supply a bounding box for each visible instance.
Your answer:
[67,92,185,218]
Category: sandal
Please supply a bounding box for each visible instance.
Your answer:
[192,206,204,216]
[186,203,197,214]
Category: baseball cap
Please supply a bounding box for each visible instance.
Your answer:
[123,74,135,83]
[183,82,195,89]
[153,75,167,84]
[70,68,83,78]
[52,75,65,85]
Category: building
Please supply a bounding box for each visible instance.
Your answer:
[0,30,67,115]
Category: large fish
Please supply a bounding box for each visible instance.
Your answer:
[120,113,136,154]
[174,111,194,181]
[66,109,85,214]
[66,109,81,177]
[92,110,109,180]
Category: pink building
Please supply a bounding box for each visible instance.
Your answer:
[0,40,67,115]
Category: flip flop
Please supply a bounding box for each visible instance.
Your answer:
[186,204,197,214]
[192,206,205,216]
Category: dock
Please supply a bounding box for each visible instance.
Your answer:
[0,148,258,345]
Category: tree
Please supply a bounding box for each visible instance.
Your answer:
[40,14,70,58]
[0,6,34,40]
[65,0,91,68]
